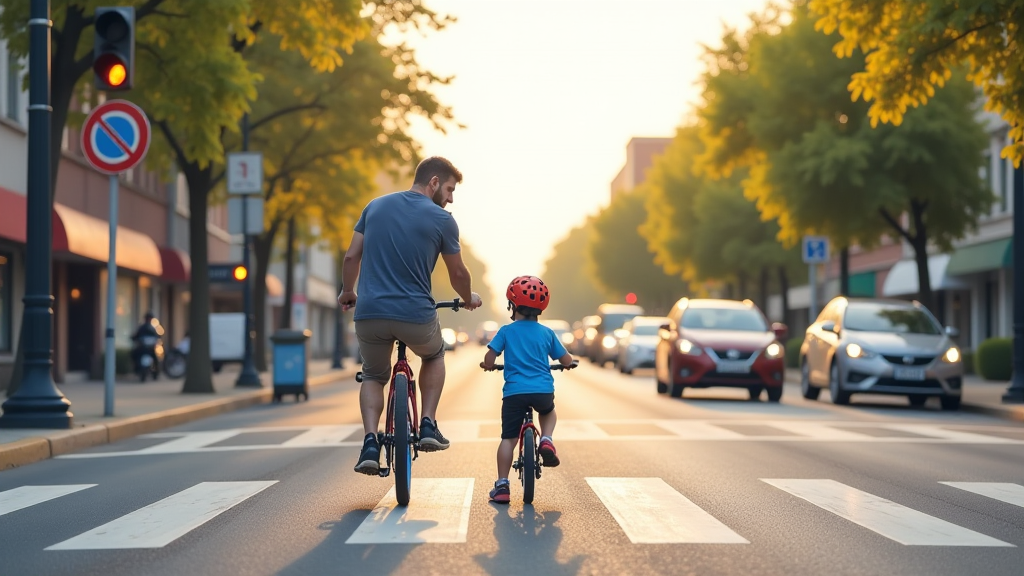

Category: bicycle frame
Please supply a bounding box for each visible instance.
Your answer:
[513,409,541,481]
[380,341,419,478]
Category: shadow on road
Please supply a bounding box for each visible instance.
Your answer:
[473,505,584,576]
[277,509,418,576]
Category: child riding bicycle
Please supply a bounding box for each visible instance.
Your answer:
[480,276,575,503]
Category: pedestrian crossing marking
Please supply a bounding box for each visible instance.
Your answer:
[0,485,96,517]
[586,477,748,544]
[941,482,1024,508]
[54,420,1024,458]
[346,478,474,544]
[46,481,277,550]
[762,479,1013,547]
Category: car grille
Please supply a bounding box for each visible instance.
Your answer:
[710,349,754,361]
[704,370,763,382]
[873,377,943,389]
[882,355,935,366]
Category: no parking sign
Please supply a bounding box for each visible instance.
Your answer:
[81,100,151,174]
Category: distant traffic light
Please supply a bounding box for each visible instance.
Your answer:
[93,7,135,91]
[625,292,638,305]
[232,265,248,282]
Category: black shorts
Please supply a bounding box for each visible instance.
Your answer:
[501,393,555,439]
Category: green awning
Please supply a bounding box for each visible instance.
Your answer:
[946,238,1012,276]
[849,271,876,297]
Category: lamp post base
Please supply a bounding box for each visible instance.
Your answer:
[235,364,263,388]
[0,397,73,429]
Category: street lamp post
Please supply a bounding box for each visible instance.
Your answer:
[1004,163,1024,403]
[235,114,261,388]
[0,0,73,428]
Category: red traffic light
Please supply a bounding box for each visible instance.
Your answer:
[232,265,248,281]
[94,53,128,88]
[625,292,637,305]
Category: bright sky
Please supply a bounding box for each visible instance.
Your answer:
[397,0,769,315]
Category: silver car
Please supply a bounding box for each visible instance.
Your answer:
[617,316,669,374]
[800,297,963,410]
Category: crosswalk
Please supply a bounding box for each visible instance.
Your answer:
[55,420,1024,459]
[1,478,1020,550]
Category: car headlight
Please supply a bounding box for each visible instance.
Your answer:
[677,339,702,356]
[560,333,574,345]
[763,341,784,360]
[845,343,876,359]
[602,335,617,349]
[942,347,961,363]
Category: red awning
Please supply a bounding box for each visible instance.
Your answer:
[159,247,191,283]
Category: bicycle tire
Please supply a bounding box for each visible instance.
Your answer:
[393,373,412,506]
[522,428,536,504]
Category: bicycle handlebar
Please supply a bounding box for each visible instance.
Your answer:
[435,299,462,311]
[482,360,579,372]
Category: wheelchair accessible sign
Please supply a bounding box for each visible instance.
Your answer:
[81,100,151,175]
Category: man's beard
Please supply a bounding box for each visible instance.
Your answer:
[431,189,446,207]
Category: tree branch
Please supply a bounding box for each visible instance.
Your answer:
[918,21,997,62]
[878,207,915,244]
[154,117,191,180]
[71,53,93,83]
[231,21,263,53]
[135,0,170,20]
[249,101,326,133]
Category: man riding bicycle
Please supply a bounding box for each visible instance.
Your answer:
[338,156,482,476]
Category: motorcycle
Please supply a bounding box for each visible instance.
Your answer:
[162,336,189,379]
[134,335,163,382]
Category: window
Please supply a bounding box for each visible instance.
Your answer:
[0,252,10,351]
[6,51,19,122]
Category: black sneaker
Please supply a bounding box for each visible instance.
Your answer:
[418,417,450,452]
[489,480,510,504]
[354,433,380,475]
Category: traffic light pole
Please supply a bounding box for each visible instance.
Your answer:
[0,0,73,428]
[1003,163,1024,403]
[236,114,261,388]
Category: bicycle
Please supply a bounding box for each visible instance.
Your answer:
[483,360,577,504]
[354,299,463,506]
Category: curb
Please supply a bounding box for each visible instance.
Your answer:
[0,367,358,471]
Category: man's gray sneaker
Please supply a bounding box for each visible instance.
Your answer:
[418,417,450,451]
[354,433,380,475]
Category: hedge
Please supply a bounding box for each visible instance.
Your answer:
[975,337,1012,381]
[785,337,803,369]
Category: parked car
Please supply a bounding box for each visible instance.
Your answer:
[800,297,963,410]
[579,315,601,358]
[477,321,499,345]
[540,319,576,350]
[441,328,458,351]
[618,316,670,374]
[655,298,787,401]
[587,304,645,366]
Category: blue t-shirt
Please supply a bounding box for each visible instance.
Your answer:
[487,320,568,397]
[353,191,461,323]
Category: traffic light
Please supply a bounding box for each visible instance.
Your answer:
[232,265,248,282]
[625,292,638,305]
[93,7,135,91]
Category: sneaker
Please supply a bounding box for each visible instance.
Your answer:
[418,417,451,452]
[489,479,510,504]
[538,438,560,467]
[353,434,380,475]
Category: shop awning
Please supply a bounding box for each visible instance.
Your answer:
[882,254,968,296]
[52,204,163,276]
[159,247,191,283]
[849,271,876,297]
[946,238,1012,276]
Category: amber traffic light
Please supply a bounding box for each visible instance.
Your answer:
[232,265,248,282]
[93,7,135,91]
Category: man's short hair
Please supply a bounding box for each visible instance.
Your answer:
[413,156,463,186]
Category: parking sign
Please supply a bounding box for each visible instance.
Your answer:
[227,152,263,194]
[802,236,830,264]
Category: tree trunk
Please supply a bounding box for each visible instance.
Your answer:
[253,232,274,372]
[909,202,934,314]
[839,247,850,296]
[182,166,215,393]
[281,216,296,329]
[778,265,790,330]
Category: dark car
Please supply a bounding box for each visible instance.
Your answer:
[587,304,644,366]
[655,298,788,401]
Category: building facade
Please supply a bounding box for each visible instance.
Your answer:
[610,137,672,199]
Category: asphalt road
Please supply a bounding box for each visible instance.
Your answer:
[2,344,1023,576]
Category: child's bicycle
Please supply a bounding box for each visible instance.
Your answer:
[355,299,463,506]
[483,360,578,504]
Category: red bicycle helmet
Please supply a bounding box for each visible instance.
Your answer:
[506,275,550,311]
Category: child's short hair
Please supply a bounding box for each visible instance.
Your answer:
[515,304,543,318]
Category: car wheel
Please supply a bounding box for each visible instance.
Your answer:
[829,362,851,405]
[800,360,820,400]
[766,386,783,402]
[940,395,961,411]
[908,394,928,407]
[669,383,685,398]
[748,386,764,401]
[623,367,634,375]
[656,378,668,394]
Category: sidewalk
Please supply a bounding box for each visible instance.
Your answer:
[0,359,360,471]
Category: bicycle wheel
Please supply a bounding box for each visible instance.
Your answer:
[393,373,412,506]
[522,428,536,504]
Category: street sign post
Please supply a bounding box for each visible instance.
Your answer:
[227,152,263,195]
[228,119,263,388]
[82,99,151,417]
[802,236,830,322]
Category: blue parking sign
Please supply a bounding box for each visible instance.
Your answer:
[802,236,830,264]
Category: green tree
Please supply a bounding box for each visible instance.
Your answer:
[430,240,498,329]
[809,0,1024,164]
[540,220,611,323]
[698,3,991,313]
[588,190,688,315]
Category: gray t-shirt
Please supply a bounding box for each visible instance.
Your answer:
[353,191,461,323]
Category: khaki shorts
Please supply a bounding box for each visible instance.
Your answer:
[355,318,445,384]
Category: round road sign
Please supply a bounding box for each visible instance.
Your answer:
[81,99,151,175]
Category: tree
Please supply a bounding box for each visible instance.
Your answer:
[430,240,499,329]
[698,3,991,313]
[588,190,688,316]
[808,0,1024,164]
[540,220,612,323]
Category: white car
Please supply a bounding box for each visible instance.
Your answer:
[617,316,670,374]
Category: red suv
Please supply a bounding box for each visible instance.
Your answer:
[655,298,788,401]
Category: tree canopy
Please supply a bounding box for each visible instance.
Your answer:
[540,220,612,323]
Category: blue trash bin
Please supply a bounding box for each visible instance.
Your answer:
[271,329,311,402]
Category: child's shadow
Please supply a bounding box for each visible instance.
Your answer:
[473,505,585,576]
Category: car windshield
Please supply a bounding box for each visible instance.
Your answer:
[843,303,941,335]
[601,313,637,332]
[681,308,767,332]
[632,324,660,336]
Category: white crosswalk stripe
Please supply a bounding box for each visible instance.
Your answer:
[941,482,1024,508]
[0,485,96,517]
[346,478,475,544]
[762,479,1013,547]
[46,481,277,550]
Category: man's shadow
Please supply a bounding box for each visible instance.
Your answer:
[473,504,585,576]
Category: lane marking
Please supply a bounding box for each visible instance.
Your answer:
[764,422,873,441]
[136,430,242,453]
[281,425,362,447]
[941,482,1024,508]
[0,485,96,517]
[46,481,276,550]
[654,420,747,439]
[586,477,748,544]
[346,478,474,544]
[880,424,1020,444]
[762,479,1013,547]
